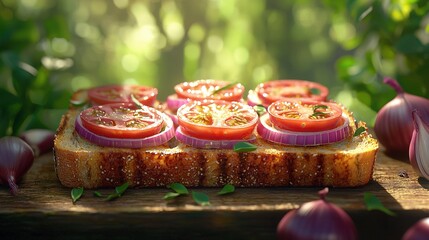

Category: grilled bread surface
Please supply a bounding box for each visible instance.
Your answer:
[54,105,378,188]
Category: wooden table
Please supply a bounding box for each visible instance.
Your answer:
[0,146,428,240]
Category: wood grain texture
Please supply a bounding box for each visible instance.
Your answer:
[0,146,428,240]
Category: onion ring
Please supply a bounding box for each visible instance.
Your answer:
[175,126,256,149]
[257,113,351,146]
[75,112,175,148]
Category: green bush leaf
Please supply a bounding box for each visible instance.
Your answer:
[163,192,182,200]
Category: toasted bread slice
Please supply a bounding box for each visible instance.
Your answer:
[54,103,378,188]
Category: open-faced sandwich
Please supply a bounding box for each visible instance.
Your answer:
[54,80,378,188]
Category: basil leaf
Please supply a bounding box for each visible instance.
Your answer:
[71,187,84,203]
[313,105,328,111]
[192,191,210,206]
[353,126,366,137]
[253,104,266,116]
[234,142,257,152]
[163,192,182,200]
[93,191,103,197]
[218,184,235,195]
[364,192,396,216]
[115,182,129,196]
[211,83,236,95]
[93,182,130,201]
[168,183,189,195]
[310,87,321,95]
[104,193,121,201]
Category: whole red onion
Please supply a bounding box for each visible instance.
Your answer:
[409,111,429,180]
[402,217,429,240]
[19,129,55,157]
[374,77,429,155]
[0,136,34,195]
[277,188,357,240]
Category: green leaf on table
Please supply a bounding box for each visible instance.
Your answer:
[95,182,130,201]
[364,192,396,216]
[218,184,235,195]
[353,126,366,137]
[192,191,210,206]
[115,182,129,196]
[71,187,84,203]
[168,183,189,195]
[233,142,257,153]
[163,192,182,200]
[93,191,103,198]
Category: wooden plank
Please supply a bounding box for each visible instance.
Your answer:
[0,146,428,239]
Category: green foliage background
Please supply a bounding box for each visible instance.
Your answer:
[1,0,428,137]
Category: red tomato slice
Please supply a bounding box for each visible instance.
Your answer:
[177,100,258,140]
[88,85,158,106]
[255,80,329,106]
[80,103,164,139]
[174,80,244,101]
[267,100,342,132]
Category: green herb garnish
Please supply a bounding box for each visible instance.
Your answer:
[93,191,103,197]
[353,126,366,137]
[163,192,182,200]
[233,142,257,153]
[211,83,236,95]
[253,104,266,116]
[168,183,189,195]
[310,104,329,118]
[163,183,190,200]
[218,184,235,195]
[364,192,396,216]
[310,87,321,95]
[94,182,129,201]
[192,191,210,206]
[71,187,84,203]
[312,105,328,111]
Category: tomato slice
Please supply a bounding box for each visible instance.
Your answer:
[174,80,244,101]
[177,100,258,140]
[255,80,329,106]
[88,85,158,106]
[267,100,342,132]
[80,103,164,139]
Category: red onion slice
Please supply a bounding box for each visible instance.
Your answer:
[257,114,351,146]
[175,126,256,149]
[75,113,175,148]
[166,94,190,111]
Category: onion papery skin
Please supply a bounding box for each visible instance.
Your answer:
[374,78,429,155]
[257,114,350,146]
[402,218,429,240]
[75,113,175,148]
[0,136,35,195]
[277,188,357,240]
[409,111,429,180]
[175,126,256,149]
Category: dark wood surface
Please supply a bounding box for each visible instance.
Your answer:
[0,145,428,240]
